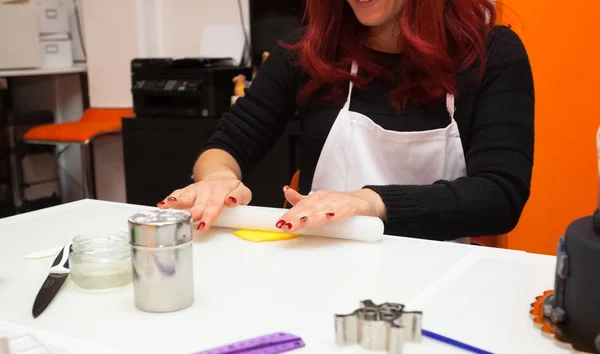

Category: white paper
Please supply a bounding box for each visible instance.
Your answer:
[0,322,128,354]
[199,24,247,65]
[0,326,54,354]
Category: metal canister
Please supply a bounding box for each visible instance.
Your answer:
[127,209,194,313]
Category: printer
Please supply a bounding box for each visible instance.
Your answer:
[131,57,252,119]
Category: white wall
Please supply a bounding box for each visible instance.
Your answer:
[157,0,249,58]
[81,0,249,107]
[79,0,249,203]
[81,0,142,108]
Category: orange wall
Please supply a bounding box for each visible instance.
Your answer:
[497,1,600,255]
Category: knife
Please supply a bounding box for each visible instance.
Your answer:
[32,243,73,318]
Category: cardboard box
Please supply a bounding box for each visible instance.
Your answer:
[33,0,68,34]
[39,32,73,68]
[0,2,42,69]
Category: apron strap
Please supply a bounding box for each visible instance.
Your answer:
[344,61,359,108]
[445,93,456,121]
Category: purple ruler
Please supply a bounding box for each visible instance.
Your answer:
[193,332,305,354]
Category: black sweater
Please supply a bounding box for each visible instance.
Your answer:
[201,25,535,241]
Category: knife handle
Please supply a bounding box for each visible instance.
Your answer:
[49,243,72,275]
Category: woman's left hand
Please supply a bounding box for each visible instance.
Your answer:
[276,186,387,233]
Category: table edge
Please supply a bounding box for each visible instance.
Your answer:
[0,199,553,261]
[0,64,88,78]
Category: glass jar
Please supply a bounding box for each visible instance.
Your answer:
[69,230,132,289]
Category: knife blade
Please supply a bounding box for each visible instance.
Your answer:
[32,243,73,318]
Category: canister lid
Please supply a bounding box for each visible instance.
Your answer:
[128,209,193,247]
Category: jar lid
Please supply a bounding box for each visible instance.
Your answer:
[128,209,193,247]
[72,231,130,254]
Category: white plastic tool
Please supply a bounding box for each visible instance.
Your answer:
[24,247,61,260]
[211,205,384,242]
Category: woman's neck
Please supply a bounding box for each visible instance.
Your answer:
[365,20,404,53]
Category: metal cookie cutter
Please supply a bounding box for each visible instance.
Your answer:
[335,300,423,354]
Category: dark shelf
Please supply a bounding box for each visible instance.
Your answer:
[21,143,55,157]
[15,194,61,214]
[122,117,301,208]
[1,109,60,217]
[249,0,305,68]
[0,202,15,218]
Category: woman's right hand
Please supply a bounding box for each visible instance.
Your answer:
[157,171,252,231]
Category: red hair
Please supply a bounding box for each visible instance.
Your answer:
[284,0,497,111]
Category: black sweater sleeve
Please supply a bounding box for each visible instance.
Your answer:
[365,27,535,241]
[200,38,299,180]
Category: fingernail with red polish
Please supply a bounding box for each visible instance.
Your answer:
[326,213,335,217]
[197,222,205,231]
[228,196,237,204]
[276,220,286,228]
[167,196,177,202]
[300,216,308,223]
[157,201,165,206]
[284,223,293,230]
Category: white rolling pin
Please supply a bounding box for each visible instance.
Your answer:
[211,205,384,242]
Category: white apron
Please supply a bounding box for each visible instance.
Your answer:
[310,61,470,243]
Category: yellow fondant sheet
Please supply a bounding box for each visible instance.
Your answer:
[233,229,298,242]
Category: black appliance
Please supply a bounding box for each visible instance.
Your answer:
[131,57,252,119]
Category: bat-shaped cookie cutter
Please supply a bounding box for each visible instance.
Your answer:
[335,300,423,354]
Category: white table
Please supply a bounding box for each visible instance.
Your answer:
[0,199,566,354]
[0,64,87,78]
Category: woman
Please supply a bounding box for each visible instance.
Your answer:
[159,0,534,242]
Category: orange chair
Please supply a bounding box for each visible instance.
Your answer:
[284,170,505,247]
[23,108,134,199]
